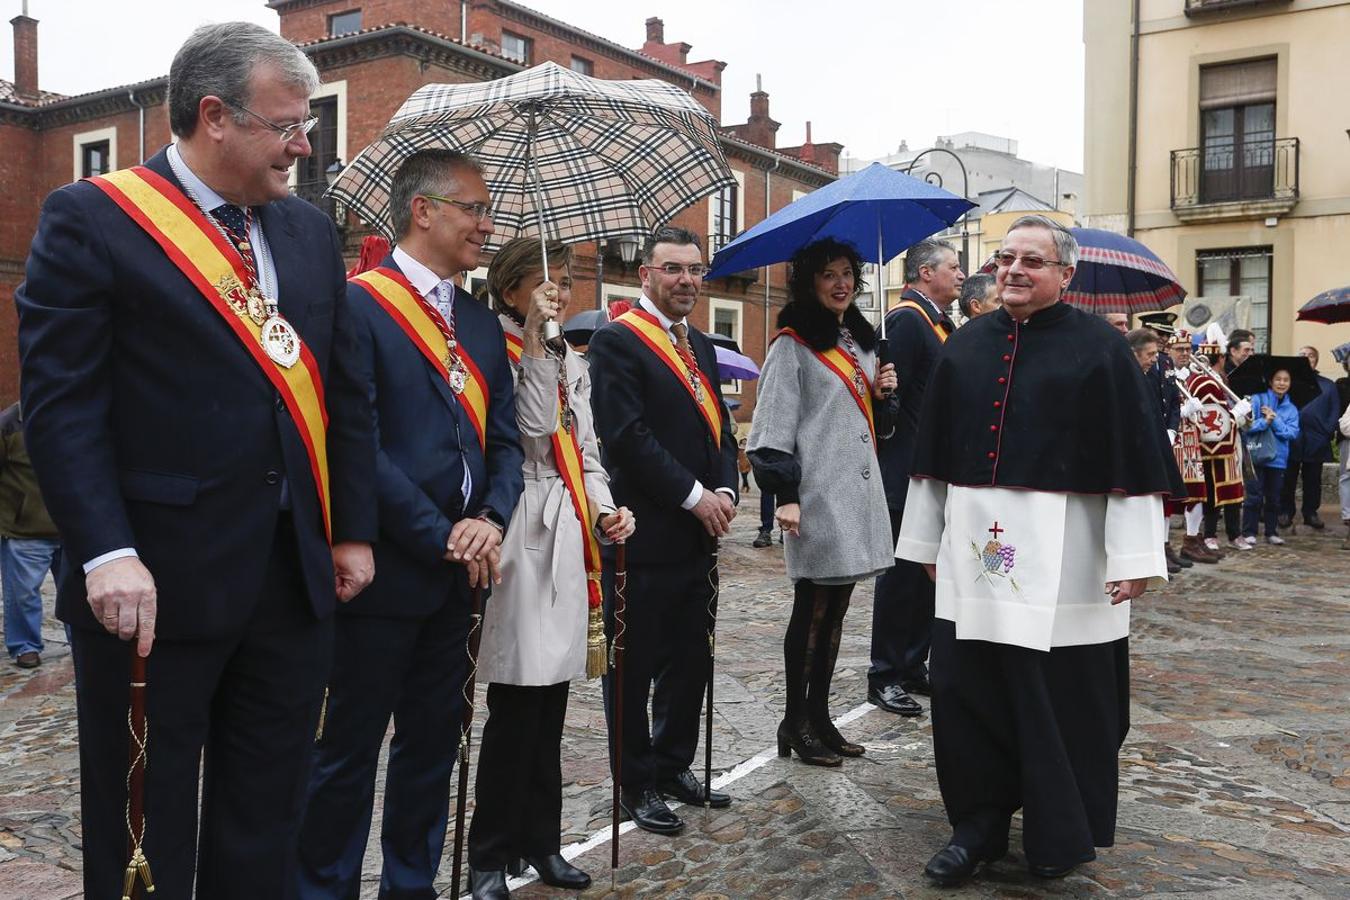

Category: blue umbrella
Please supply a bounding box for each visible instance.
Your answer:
[1063,228,1186,315]
[705,163,973,336]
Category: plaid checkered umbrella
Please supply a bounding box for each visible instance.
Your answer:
[327,61,736,249]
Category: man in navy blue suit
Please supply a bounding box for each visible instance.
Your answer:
[296,149,524,898]
[870,238,962,718]
[15,23,377,899]
[588,227,739,836]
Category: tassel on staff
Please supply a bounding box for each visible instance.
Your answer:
[609,542,627,892]
[450,584,485,900]
[122,648,154,899]
[585,572,606,679]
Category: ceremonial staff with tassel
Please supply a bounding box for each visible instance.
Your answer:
[465,238,633,899]
[610,542,628,891]
[122,649,153,900]
[590,227,740,840]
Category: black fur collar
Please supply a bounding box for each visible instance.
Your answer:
[777,299,877,353]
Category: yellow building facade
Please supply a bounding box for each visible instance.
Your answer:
[1083,0,1350,372]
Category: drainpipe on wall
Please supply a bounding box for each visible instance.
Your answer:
[763,157,780,354]
[1126,0,1140,237]
[128,89,145,163]
[461,0,468,43]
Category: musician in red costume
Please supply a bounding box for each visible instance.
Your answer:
[1168,332,1219,564]
[1190,338,1253,552]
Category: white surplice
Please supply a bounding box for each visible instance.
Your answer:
[895,477,1168,652]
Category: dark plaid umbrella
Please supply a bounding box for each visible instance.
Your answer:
[1296,285,1350,324]
[327,61,735,249]
[1062,228,1186,314]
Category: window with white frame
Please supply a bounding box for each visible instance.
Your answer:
[708,298,744,394]
[708,170,746,254]
[72,126,117,182]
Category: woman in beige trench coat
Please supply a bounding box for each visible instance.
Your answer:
[468,239,634,900]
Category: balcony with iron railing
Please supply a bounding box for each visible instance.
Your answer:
[1169,136,1298,222]
[1184,0,1292,15]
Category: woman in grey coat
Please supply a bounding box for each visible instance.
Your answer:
[749,238,897,767]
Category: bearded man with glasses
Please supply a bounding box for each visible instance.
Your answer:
[588,226,740,836]
[16,23,378,898]
[894,215,1183,887]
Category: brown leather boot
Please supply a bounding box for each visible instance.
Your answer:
[1180,534,1220,563]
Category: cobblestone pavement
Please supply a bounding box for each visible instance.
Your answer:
[1,492,1347,898]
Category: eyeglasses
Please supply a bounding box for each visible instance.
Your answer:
[226,101,319,144]
[421,194,495,223]
[993,251,1067,270]
[650,262,709,278]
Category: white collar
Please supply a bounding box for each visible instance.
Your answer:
[392,245,450,300]
[638,294,686,335]
[166,143,230,212]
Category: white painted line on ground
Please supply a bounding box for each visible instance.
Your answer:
[476,700,879,896]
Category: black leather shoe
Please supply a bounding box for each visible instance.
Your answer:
[1306,513,1326,530]
[899,674,932,696]
[752,528,773,548]
[923,844,980,887]
[520,854,590,889]
[619,786,684,834]
[1029,860,1080,879]
[868,684,923,717]
[1277,513,1293,529]
[469,867,510,899]
[657,769,731,808]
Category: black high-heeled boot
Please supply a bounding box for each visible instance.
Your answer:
[777,581,842,767]
[809,586,864,757]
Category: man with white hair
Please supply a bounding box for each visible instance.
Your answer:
[896,215,1179,887]
[17,23,376,897]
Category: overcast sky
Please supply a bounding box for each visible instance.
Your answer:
[0,0,1085,171]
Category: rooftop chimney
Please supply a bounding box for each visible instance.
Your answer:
[11,7,38,101]
[645,17,663,43]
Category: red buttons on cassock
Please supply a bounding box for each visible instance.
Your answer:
[997,376,1006,384]
[987,451,996,459]
[1003,354,1011,362]
[993,400,1002,408]
[1007,334,1014,341]
[990,424,998,432]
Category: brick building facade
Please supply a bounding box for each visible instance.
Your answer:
[0,1,839,422]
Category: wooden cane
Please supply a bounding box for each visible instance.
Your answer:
[122,648,153,899]
[609,542,627,892]
[450,583,485,900]
[704,538,720,809]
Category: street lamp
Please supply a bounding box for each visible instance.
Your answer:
[595,235,642,310]
[905,148,971,274]
[324,158,344,187]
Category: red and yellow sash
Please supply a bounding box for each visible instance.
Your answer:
[350,267,489,450]
[89,167,332,540]
[775,327,876,444]
[504,330,525,366]
[613,309,722,448]
[887,300,950,344]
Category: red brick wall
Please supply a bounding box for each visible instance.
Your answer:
[0,123,41,405]
[278,0,464,44]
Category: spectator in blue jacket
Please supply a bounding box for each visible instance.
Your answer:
[1278,346,1340,530]
[1241,369,1301,545]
